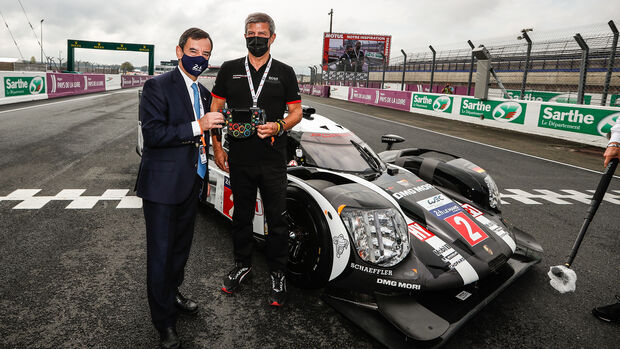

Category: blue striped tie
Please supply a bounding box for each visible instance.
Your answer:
[192,83,207,178]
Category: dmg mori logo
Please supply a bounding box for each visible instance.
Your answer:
[433,96,451,111]
[597,113,620,136]
[492,102,522,122]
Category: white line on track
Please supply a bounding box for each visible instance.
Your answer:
[0,89,137,115]
[308,100,619,178]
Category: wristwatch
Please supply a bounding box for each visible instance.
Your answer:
[276,119,286,137]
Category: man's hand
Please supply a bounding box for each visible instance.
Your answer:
[213,145,229,173]
[257,122,278,139]
[603,143,620,168]
[199,112,224,132]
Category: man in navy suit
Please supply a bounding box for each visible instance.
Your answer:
[136,28,224,349]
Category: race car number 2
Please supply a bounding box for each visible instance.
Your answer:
[445,212,488,246]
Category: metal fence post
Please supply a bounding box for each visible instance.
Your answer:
[308,66,314,85]
[400,49,407,91]
[602,20,618,106]
[519,31,532,100]
[314,65,320,85]
[343,62,348,86]
[574,33,589,105]
[381,56,386,89]
[429,45,436,93]
[467,40,475,95]
[366,64,370,87]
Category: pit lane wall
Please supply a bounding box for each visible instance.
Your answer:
[0,71,152,105]
[299,84,620,148]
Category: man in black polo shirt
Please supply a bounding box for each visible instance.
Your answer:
[210,12,302,307]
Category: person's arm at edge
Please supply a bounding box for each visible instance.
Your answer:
[210,96,229,172]
[604,122,620,167]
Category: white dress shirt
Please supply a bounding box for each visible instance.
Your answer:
[178,66,204,137]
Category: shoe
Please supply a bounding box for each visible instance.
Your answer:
[159,327,180,349]
[221,262,252,294]
[268,270,287,307]
[592,295,620,322]
[175,292,198,315]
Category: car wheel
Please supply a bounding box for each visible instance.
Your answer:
[286,186,332,289]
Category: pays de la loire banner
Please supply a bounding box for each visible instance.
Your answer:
[349,87,411,112]
[460,97,527,124]
[411,93,454,113]
[538,104,620,136]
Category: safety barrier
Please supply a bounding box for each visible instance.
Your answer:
[0,71,48,105]
[301,84,620,148]
[0,71,152,105]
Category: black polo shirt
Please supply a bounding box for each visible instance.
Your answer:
[212,56,301,166]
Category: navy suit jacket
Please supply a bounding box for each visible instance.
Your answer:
[136,69,212,205]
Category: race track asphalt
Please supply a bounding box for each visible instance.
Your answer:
[0,90,617,349]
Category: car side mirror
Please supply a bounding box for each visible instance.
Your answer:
[381,134,405,150]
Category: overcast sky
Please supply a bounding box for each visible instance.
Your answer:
[1,0,618,74]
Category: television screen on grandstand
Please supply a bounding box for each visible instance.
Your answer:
[322,32,391,72]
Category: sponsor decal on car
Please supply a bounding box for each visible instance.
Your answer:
[444,212,489,246]
[455,290,472,301]
[408,222,435,241]
[417,193,449,210]
[376,278,421,290]
[333,234,349,258]
[392,183,433,199]
[460,203,483,218]
[350,262,393,276]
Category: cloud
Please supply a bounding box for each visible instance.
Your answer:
[0,0,617,75]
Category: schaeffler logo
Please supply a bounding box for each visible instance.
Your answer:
[28,76,44,94]
[597,113,620,136]
[492,102,522,122]
[433,96,451,111]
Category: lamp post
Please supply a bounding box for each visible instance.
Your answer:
[40,19,44,66]
[400,49,406,91]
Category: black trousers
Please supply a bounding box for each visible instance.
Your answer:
[229,163,288,272]
[143,176,200,331]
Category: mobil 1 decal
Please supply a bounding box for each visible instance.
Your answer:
[417,194,488,247]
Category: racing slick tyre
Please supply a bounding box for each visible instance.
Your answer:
[285,186,332,289]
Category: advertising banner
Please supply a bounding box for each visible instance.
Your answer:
[3,75,46,97]
[411,93,454,113]
[83,74,106,93]
[47,73,105,98]
[460,97,527,124]
[329,86,349,100]
[503,89,592,105]
[121,75,151,88]
[610,94,620,107]
[322,32,391,73]
[349,87,411,112]
[538,104,620,136]
[47,73,79,98]
[105,74,122,91]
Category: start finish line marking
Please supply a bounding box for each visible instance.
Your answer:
[1,189,143,209]
[1,189,620,209]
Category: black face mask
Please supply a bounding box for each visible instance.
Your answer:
[246,36,270,57]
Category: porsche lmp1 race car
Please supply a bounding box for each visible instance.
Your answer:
[137,104,543,348]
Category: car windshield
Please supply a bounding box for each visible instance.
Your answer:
[300,132,381,173]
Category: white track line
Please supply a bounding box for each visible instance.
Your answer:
[308,100,618,178]
[0,89,137,114]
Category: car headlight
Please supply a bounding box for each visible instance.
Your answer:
[484,175,501,210]
[340,207,410,267]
